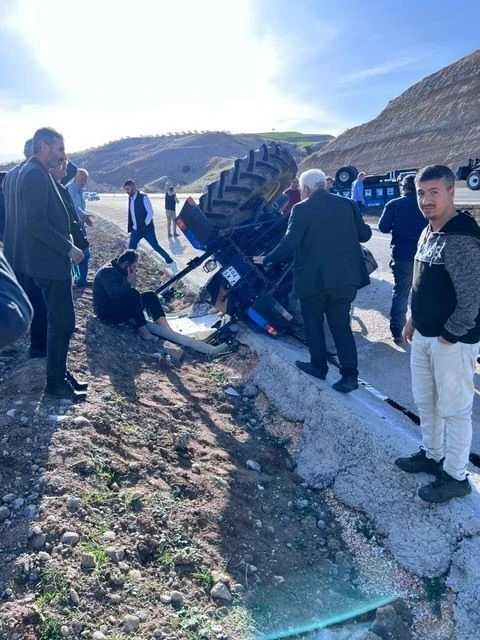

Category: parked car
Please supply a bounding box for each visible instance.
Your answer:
[89,192,100,201]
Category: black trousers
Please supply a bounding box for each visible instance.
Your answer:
[34,278,75,388]
[300,287,358,378]
[98,289,165,328]
[16,272,47,353]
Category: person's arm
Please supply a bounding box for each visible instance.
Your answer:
[352,201,372,242]
[262,205,308,267]
[441,237,480,342]
[0,252,33,349]
[100,269,132,302]
[378,201,394,233]
[23,170,73,256]
[143,195,155,225]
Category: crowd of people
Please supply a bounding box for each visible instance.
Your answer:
[1,129,479,503]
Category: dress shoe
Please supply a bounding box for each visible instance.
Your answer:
[43,381,86,402]
[295,361,327,380]
[66,370,89,391]
[332,376,359,393]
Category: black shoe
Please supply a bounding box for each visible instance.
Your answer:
[418,470,472,503]
[394,448,443,475]
[295,361,327,380]
[29,347,47,359]
[66,370,89,391]
[43,381,86,403]
[332,376,358,393]
[392,334,403,345]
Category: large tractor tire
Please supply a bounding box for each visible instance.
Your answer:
[335,165,358,187]
[455,165,471,181]
[199,143,297,229]
[466,170,480,191]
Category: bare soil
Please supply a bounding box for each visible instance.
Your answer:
[0,220,453,640]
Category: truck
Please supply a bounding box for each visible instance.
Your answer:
[456,158,480,190]
[333,165,418,211]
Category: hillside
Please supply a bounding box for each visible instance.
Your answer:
[301,49,480,176]
[69,132,305,193]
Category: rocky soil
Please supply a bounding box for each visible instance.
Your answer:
[0,220,455,640]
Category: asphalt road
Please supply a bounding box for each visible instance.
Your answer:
[88,192,480,459]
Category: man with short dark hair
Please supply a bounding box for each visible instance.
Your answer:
[123,180,174,266]
[397,165,480,502]
[282,177,301,215]
[326,176,338,194]
[93,249,167,341]
[254,168,372,393]
[2,139,48,358]
[11,127,86,400]
[378,174,427,343]
[165,185,180,237]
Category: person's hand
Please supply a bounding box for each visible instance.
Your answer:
[438,335,454,345]
[84,213,94,227]
[253,255,264,265]
[402,317,415,344]
[68,245,84,265]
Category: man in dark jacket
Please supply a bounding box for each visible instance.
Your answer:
[123,180,174,266]
[2,139,49,359]
[9,128,86,401]
[0,251,32,350]
[93,249,167,341]
[378,174,427,343]
[397,165,480,503]
[254,168,372,393]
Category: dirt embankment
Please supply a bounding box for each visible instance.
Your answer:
[0,221,453,640]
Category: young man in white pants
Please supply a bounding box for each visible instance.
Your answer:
[397,165,480,503]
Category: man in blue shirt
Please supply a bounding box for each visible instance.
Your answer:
[67,168,93,286]
[378,174,427,343]
[351,172,366,210]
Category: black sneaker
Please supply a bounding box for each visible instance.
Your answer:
[418,470,472,503]
[43,381,86,403]
[295,361,327,380]
[394,449,443,475]
[332,376,358,393]
[66,370,89,391]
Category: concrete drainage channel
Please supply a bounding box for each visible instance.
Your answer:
[238,326,480,640]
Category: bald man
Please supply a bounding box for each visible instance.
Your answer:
[67,168,93,286]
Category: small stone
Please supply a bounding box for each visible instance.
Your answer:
[66,496,82,511]
[106,547,124,563]
[170,590,184,604]
[2,493,16,503]
[242,383,259,398]
[102,530,116,541]
[191,463,202,474]
[0,506,11,522]
[12,498,25,510]
[81,552,96,569]
[60,625,70,638]
[246,459,261,473]
[60,531,80,546]
[32,534,47,550]
[159,593,172,604]
[163,341,184,366]
[109,593,122,604]
[123,614,140,633]
[72,416,91,427]
[37,551,51,562]
[174,433,190,451]
[92,633,107,640]
[211,582,232,601]
[135,610,149,621]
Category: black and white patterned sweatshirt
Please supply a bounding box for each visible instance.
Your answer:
[411,211,480,343]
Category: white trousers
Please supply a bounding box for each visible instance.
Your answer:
[411,332,479,480]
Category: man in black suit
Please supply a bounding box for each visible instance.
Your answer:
[10,128,86,400]
[254,169,372,393]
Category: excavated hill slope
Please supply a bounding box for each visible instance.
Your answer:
[301,49,480,176]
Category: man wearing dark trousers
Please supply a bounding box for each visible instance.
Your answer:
[254,169,372,393]
[93,250,166,342]
[123,180,174,266]
[2,139,49,359]
[378,174,427,343]
[13,128,86,401]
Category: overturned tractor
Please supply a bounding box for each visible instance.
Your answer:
[156,142,298,344]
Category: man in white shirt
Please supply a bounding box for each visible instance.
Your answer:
[123,180,173,265]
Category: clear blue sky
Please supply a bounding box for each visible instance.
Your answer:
[1,0,479,159]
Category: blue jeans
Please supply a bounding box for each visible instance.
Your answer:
[390,260,414,335]
[129,228,172,263]
[76,248,90,286]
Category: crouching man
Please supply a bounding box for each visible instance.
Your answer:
[93,249,166,341]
